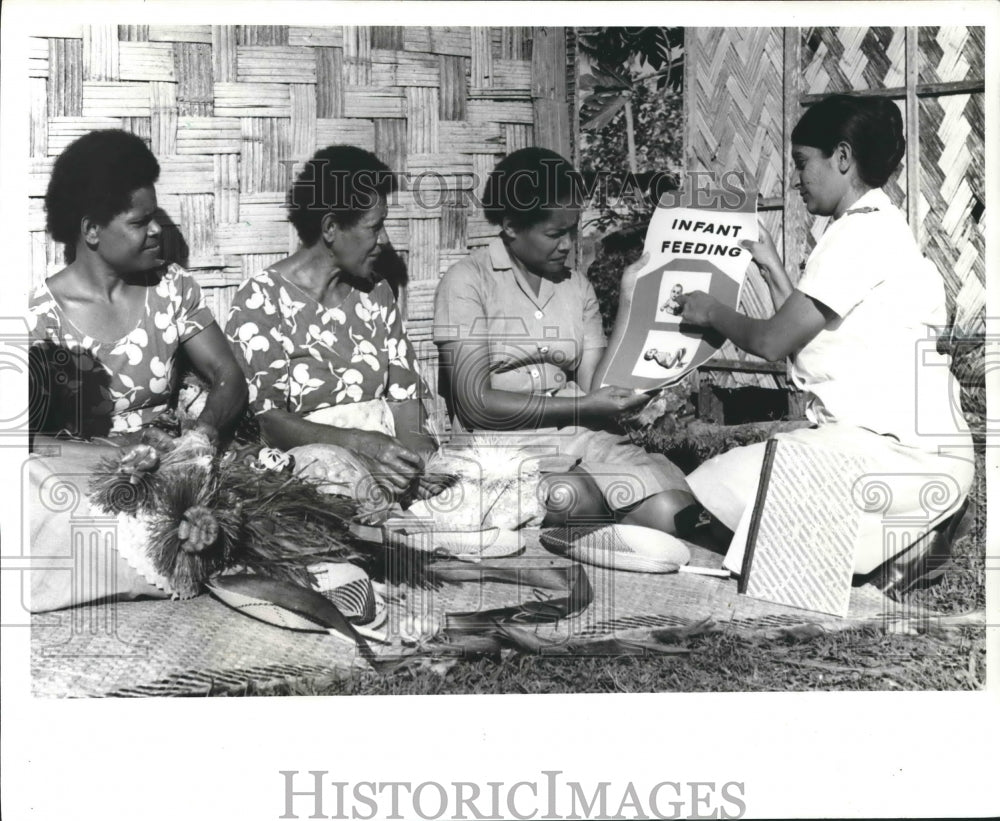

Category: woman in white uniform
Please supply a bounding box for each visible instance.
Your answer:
[676,95,974,591]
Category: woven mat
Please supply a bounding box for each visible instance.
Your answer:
[423,535,921,640]
[31,531,927,697]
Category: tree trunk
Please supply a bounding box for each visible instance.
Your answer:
[623,93,638,175]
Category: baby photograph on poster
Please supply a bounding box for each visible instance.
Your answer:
[632,330,691,378]
[654,271,713,323]
[596,191,759,391]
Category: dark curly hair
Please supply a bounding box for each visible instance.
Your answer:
[482,147,586,229]
[287,145,396,245]
[45,129,160,249]
[792,94,905,188]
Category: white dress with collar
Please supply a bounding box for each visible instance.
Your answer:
[687,189,974,575]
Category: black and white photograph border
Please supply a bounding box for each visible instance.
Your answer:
[1,2,997,820]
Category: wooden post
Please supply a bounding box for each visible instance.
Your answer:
[696,375,725,424]
[787,390,809,420]
[904,27,921,243]
[682,28,692,184]
[782,27,804,283]
[530,27,571,157]
[567,27,579,168]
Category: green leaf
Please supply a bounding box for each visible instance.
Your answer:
[589,63,632,90]
[581,94,626,132]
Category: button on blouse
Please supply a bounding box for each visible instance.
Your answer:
[433,236,607,396]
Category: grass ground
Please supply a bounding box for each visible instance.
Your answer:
[225,366,989,697]
[225,620,985,696]
[291,625,986,695]
[234,440,987,697]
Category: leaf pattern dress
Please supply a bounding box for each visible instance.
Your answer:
[224,270,423,424]
[28,264,215,438]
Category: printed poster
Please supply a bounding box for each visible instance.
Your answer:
[600,191,759,390]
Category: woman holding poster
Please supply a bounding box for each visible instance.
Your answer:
[433,148,695,533]
[676,95,974,591]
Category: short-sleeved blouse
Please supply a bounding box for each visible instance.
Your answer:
[28,263,214,437]
[789,187,968,450]
[225,271,422,416]
[432,237,690,506]
[433,237,607,396]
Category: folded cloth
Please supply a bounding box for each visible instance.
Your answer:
[304,398,396,436]
[27,437,170,613]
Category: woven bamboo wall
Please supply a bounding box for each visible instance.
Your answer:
[799,27,909,255]
[685,28,786,388]
[684,26,986,390]
[26,24,573,408]
[800,25,985,335]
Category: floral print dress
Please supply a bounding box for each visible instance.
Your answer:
[224,271,423,419]
[28,264,215,438]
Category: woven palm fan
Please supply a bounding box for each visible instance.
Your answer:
[420,434,546,532]
[377,433,544,561]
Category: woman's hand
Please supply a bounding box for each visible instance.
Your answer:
[740,222,783,276]
[351,430,424,494]
[118,443,160,484]
[387,399,440,467]
[580,386,651,422]
[589,252,651,392]
[674,290,717,327]
[741,221,794,308]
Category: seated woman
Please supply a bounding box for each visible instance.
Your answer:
[225,145,438,504]
[30,129,247,448]
[675,95,974,588]
[433,147,695,532]
[28,129,249,611]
